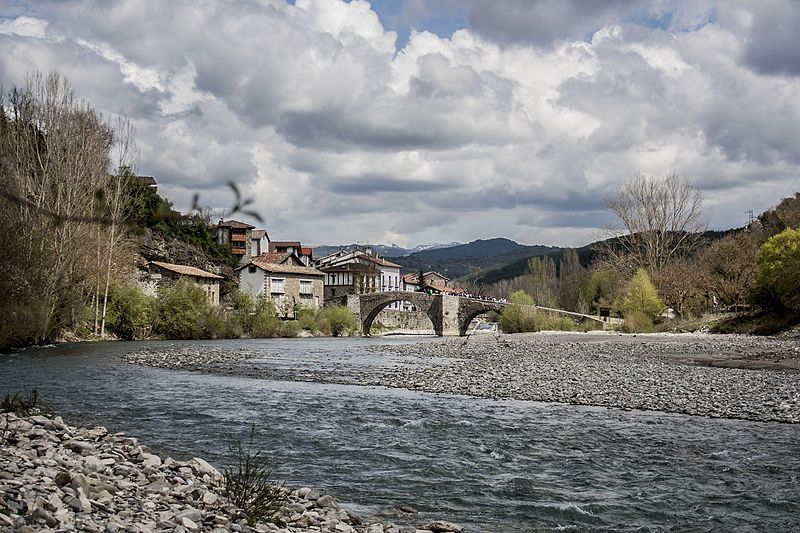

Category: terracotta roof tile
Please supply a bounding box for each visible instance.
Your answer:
[245,261,324,276]
[149,261,223,279]
[215,219,255,229]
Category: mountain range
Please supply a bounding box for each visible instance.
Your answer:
[312,242,462,259]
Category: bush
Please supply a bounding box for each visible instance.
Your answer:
[279,320,301,338]
[499,291,537,333]
[228,290,256,332]
[754,228,800,312]
[0,389,50,417]
[315,306,357,336]
[251,295,280,338]
[621,269,664,324]
[621,310,656,333]
[295,306,317,333]
[106,283,155,340]
[155,280,209,339]
[224,427,286,525]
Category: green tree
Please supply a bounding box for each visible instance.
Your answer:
[755,228,800,312]
[155,280,209,339]
[621,269,664,331]
[105,283,154,340]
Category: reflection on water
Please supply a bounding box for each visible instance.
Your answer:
[2,338,799,532]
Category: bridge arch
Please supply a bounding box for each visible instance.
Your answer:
[357,291,441,336]
[456,298,507,336]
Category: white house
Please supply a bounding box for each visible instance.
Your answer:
[251,229,270,257]
[315,248,403,309]
[238,253,325,318]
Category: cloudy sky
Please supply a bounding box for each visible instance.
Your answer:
[2,0,799,247]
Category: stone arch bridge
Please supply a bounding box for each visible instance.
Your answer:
[347,292,506,337]
[347,291,618,336]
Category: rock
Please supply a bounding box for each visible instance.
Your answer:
[191,457,221,477]
[316,495,339,509]
[202,490,220,505]
[54,471,72,486]
[181,516,200,530]
[420,521,463,533]
[64,440,96,454]
[32,506,58,527]
[366,524,385,533]
[177,508,203,523]
[139,452,162,467]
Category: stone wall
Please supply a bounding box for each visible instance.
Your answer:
[374,309,435,330]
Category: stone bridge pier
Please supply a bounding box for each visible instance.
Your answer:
[347,292,506,337]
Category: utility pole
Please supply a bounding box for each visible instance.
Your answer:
[745,209,754,227]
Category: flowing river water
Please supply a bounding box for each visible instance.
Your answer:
[1,337,799,532]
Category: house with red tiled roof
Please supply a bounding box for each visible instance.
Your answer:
[237,252,324,317]
[210,219,255,264]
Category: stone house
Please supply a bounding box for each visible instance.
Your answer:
[269,241,313,266]
[210,219,255,264]
[237,253,325,318]
[145,261,223,305]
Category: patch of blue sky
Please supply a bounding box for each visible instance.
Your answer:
[365,0,467,49]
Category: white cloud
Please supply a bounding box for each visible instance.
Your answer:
[0,1,799,248]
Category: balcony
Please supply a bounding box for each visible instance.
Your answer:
[231,233,247,242]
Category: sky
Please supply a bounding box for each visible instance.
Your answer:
[1,0,799,247]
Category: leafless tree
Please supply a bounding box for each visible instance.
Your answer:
[99,113,139,337]
[0,71,131,347]
[601,174,706,276]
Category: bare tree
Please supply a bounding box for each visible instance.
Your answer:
[558,248,586,311]
[0,71,133,348]
[99,113,139,337]
[601,174,706,276]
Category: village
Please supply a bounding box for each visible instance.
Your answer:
[139,177,470,333]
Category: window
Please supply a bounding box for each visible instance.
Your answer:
[300,280,313,295]
[248,265,256,273]
[271,278,285,294]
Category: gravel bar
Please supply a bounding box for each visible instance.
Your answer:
[124,332,800,424]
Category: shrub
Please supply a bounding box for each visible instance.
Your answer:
[621,310,656,333]
[106,283,155,340]
[228,290,256,332]
[155,280,209,339]
[754,227,800,312]
[621,269,664,324]
[0,389,50,417]
[315,306,357,336]
[278,320,301,338]
[499,291,538,333]
[224,427,286,525]
[295,306,317,333]
[251,295,280,338]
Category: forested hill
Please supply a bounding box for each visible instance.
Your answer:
[472,229,740,286]
[386,238,559,280]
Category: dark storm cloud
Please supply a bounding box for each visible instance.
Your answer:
[321,173,453,195]
[743,0,800,77]
[462,0,645,46]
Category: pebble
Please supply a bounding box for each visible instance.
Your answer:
[0,412,465,533]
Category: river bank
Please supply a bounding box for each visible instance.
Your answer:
[124,332,800,423]
[0,411,463,533]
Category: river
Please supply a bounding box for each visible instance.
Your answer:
[1,337,798,532]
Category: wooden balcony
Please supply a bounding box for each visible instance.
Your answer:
[231,233,247,242]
